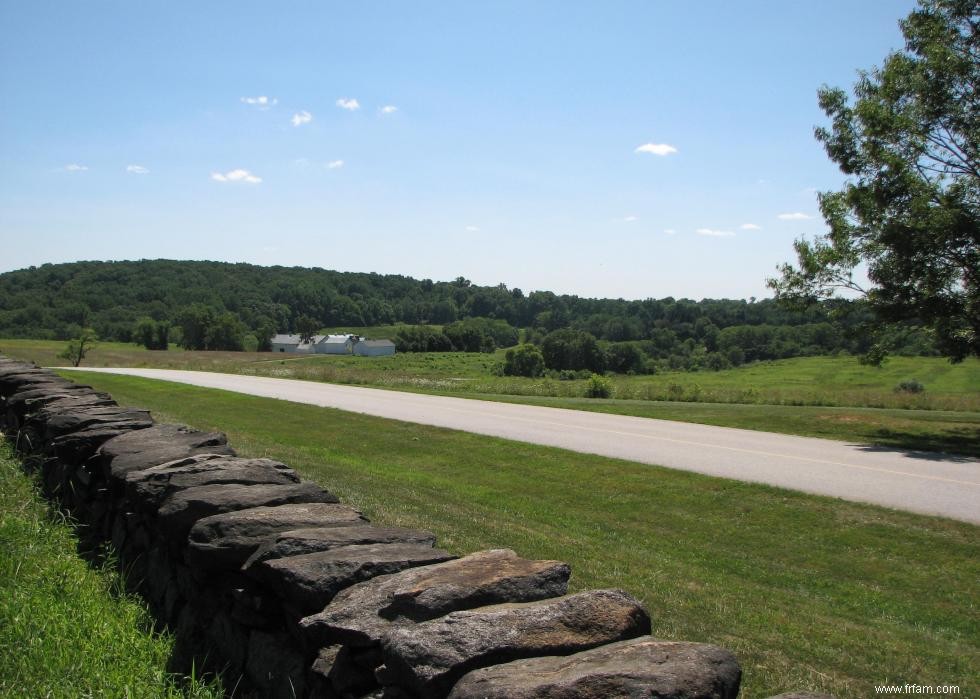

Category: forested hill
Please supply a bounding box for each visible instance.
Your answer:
[0,259,934,368]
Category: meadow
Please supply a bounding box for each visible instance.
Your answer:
[3,338,978,456]
[48,371,980,699]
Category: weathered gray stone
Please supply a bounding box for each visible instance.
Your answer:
[247,543,455,616]
[326,645,384,696]
[7,386,110,418]
[186,502,369,570]
[379,589,650,698]
[157,481,338,540]
[243,525,436,569]
[246,630,307,699]
[448,636,742,699]
[44,406,153,439]
[50,422,156,464]
[126,456,300,509]
[99,423,234,481]
[0,370,61,396]
[302,549,570,648]
[308,645,342,699]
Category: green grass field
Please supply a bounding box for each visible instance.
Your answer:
[50,371,980,699]
[4,338,978,456]
[0,440,223,698]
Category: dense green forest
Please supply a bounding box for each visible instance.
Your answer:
[0,259,938,373]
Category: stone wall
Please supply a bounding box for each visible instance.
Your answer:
[0,356,748,699]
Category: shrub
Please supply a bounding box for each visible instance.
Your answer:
[502,344,545,377]
[895,379,925,394]
[585,373,613,398]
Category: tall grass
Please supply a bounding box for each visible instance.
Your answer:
[0,440,223,699]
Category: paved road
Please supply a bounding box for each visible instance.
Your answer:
[66,367,980,524]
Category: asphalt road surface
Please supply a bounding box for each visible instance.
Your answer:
[67,368,980,524]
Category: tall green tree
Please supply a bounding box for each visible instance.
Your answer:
[768,0,979,361]
[295,315,320,344]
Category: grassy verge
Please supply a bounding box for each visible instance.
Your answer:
[61,371,980,699]
[0,440,223,699]
[3,339,978,456]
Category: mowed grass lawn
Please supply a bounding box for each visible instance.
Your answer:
[5,337,979,456]
[59,371,979,699]
[0,441,223,698]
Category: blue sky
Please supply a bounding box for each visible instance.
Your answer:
[0,1,916,300]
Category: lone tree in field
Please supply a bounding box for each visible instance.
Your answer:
[768,0,979,361]
[59,329,98,367]
[295,315,319,345]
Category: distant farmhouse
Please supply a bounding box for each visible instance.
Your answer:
[270,333,395,357]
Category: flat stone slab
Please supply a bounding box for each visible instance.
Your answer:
[448,636,742,699]
[187,503,371,570]
[50,422,156,463]
[0,371,62,395]
[44,406,153,439]
[157,481,338,540]
[126,456,300,509]
[244,525,437,569]
[7,386,108,413]
[302,549,570,648]
[99,423,234,481]
[379,589,651,698]
[247,543,455,616]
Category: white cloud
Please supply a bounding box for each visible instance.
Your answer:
[326,160,344,169]
[623,215,638,222]
[291,110,313,127]
[739,223,761,230]
[696,227,735,237]
[663,228,676,235]
[635,142,678,156]
[241,96,277,108]
[336,97,360,111]
[211,168,262,184]
[64,163,88,172]
[379,105,398,114]
[465,225,480,232]
[778,212,811,220]
[126,165,149,174]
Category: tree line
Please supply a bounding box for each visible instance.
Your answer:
[0,259,942,372]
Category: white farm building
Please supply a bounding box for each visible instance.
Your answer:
[269,333,395,357]
[353,339,396,357]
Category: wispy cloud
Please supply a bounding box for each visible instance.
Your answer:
[336,97,360,111]
[696,227,735,237]
[211,169,262,184]
[635,142,677,156]
[623,215,638,222]
[291,110,313,127]
[64,163,88,172]
[778,212,811,220]
[379,105,398,115]
[465,225,480,232]
[739,223,761,230]
[664,228,676,235]
[126,165,149,174]
[326,160,344,169]
[240,96,277,109]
